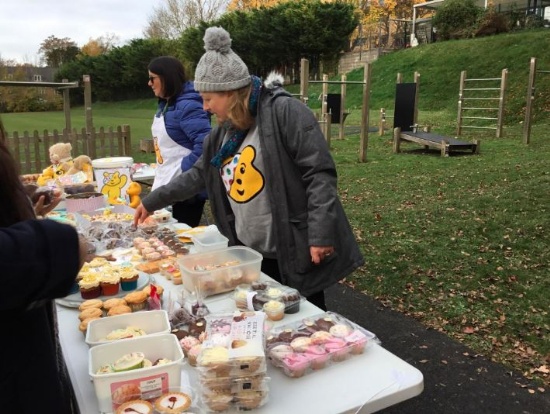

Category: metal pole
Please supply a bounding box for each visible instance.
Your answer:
[339,74,347,140]
[496,68,508,138]
[523,57,536,144]
[300,58,309,105]
[457,71,466,136]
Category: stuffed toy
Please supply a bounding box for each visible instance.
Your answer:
[37,142,74,186]
[67,155,94,182]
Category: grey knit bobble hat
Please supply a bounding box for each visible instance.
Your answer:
[194,27,251,92]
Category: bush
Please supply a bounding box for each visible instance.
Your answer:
[475,5,511,37]
[432,0,482,40]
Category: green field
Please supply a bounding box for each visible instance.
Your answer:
[2,30,549,388]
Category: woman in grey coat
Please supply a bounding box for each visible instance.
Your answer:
[134,27,363,309]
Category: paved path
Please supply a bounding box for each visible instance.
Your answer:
[325,283,550,414]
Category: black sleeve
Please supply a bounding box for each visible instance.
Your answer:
[0,219,80,310]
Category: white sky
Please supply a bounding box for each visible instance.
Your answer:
[0,0,161,65]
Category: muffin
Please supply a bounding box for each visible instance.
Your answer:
[78,299,103,312]
[198,346,231,377]
[282,352,310,378]
[78,307,103,321]
[187,344,202,367]
[324,337,350,362]
[100,273,120,296]
[103,298,127,313]
[115,400,153,414]
[234,390,264,410]
[153,391,192,413]
[107,304,133,317]
[305,345,329,370]
[124,291,148,312]
[202,392,233,412]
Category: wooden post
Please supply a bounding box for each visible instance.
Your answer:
[339,74,347,140]
[523,57,536,144]
[413,71,420,126]
[359,63,372,162]
[83,75,93,134]
[393,127,401,153]
[62,79,71,132]
[321,74,328,122]
[496,68,508,138]
[456,70,466,136]
[379,108,385,136]
[300,58,309,105]
[396,72,403,84]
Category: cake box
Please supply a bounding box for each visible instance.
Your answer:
[177,246,262,297]
[89,334,184,413]
[85,310,171,347]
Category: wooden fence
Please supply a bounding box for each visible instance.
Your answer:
[8,125,132,175]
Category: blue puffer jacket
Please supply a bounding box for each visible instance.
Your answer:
[156,81,211,172]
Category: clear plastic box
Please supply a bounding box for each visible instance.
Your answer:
[89,334,184,413]
[85,310,171,347]
[192,230,229,253]
[265,311,380,378]
[177,247,262,297]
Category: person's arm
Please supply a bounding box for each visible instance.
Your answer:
[0,219,83,310]
[179,103,211,172]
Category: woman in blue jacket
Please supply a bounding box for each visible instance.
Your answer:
[147,56,211,226]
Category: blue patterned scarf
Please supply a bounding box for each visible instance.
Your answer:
[210,75,262,168]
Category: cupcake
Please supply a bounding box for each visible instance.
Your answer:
[324,337,350,362]
[290,336,313,352]
[119,269,139,291]
[179,335,201,354]
[305,345,329,370]
[78,307,103,321]
[348,329,369,354]
[100,273,120,296]
[263,299,285,321]
[124,291,148,312]
[154,391,192,413]
[282,352,310,378]
[107,304,133,317]
[187,343,202,367]
[268,344,293,364]
[78,275,101,299]
[115,400,153,414]
[233,284,252,310]
[329,323,354,338]
[78,299,103,312]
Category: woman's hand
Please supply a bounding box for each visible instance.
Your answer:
[310,246,335,264]
[34,188,62,217]
[133,203,152,226]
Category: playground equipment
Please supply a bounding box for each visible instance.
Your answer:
[457,69,508,138]
[392,73,479,157]
[379,72,419,136]
[523,57,549,144]
[299,58,372,162]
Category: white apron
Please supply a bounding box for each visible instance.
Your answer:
[151,112,191,191]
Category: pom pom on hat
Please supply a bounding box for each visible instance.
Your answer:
[194,26,251,92]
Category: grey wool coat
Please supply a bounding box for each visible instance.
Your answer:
[142,77,364,297]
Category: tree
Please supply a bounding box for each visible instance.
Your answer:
[144,0,227,39]
[227,0,281,10]
[432,0,482,40]
[39,35,80,67]
[80,34,120,57]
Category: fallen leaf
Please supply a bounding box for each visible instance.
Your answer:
[463,326,475,334]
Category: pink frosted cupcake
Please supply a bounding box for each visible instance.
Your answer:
[282,352,310,378]
[179,335,201,354]
[268,344,293,365]
[324,337,350,362]
[305,345,329,370]
[347,329,369,354]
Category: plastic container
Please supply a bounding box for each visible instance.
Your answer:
[192,229,229,253]
[177,247,262,297]
[85,310,171,347]
[265,311,380,378]
[89,334,184,413]
[92,157,134,205]
[65,192,106,213]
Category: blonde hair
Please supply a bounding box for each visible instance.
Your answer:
[225,85,254,131]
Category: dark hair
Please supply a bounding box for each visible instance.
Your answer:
[148,56,187,105]
[0,117,35,226]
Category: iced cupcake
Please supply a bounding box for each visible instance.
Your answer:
[119,269,139,291]
[78,275,101,299]
[263,299,285,321]
[100,273,120,296]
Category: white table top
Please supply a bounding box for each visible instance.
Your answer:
[57,273,423,414]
